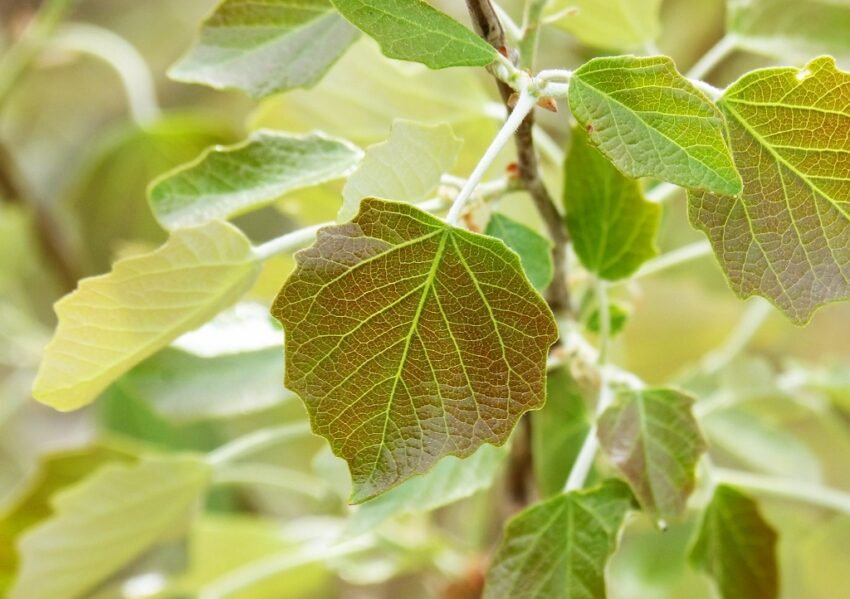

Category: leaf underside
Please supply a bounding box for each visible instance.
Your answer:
[273,198,557,502]
[689,56,850,323]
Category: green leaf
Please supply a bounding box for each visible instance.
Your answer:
[569,55,742,196]
[689,485,778,599]
[339,120,461,222]
[597,388,706,522]
[149,130,362,230]
[547,0,661,50]
[689,57,850,324]
[564,126,661,280]
[586,301,631,336]
[728,0,850,66]
[483,480,632,599]
[532,367,591,497]
[10,456,210,599]
[33,221,262,411]
[347,443,507,535]
[485,213,554,291]
[272,198,558,501]
[329,0,497,69]
[169,0,360,98]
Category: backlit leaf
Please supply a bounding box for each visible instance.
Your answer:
[569,56,742,196]
[547,0,661,50]
[330,0,497,69]
[689,485,778,599]
[150,130,362,230]
[564,125,660,280]
[483,479,632,599]
[597,388,706,522]
[33,221,261,411]
[272,198,558,501]
[689,57,850,323]
[10,456,210,599]
[485,213,554,291]
[728,0,850,66]
[169,0,360,98]
[339,120,461,222]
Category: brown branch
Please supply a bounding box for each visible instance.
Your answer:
[465,0,571,315]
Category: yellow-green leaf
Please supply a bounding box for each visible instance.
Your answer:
[10,456,210,599]
[272,198,558,502]
[569,55,742,196]
[689,57,850,324]
[547,0,662,50]
[33,221,261,411]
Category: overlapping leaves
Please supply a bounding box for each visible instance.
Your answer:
[273,199,557,501]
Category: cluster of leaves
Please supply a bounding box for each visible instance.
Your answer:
[2,0,850,598]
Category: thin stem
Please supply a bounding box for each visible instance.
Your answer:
[626,240,713,282]
[446,88,536,225]
[594,278,611,364]
[518,0,551,69]
[492,2,522,40]
[50,23,160,125]
[212,463,327,500]
[712,467,850,516]
[644,181,682,203]
[701,298,772,374]
[686,33,738,81]
[206,422,312,466]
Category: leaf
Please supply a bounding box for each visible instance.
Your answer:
[728,0,850,66]
[485,213,554,291]
[347,443,507,535]
[569,55,742,196]
[564,126,661,280]
[482,479,632,599]
[689,57,850,324]
[597,388,706,522]
[272,198,558,501]
[586,301,631,336]
[329,0,497,69]
[9,456,210,599]
[169,0,360,98]
[339,120,461,222]
[33,221,262,411]
[149,130,362,230]
[689,485,778,599]
[547,0,662,50]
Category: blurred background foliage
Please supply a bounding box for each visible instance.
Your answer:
[0,0,848,597]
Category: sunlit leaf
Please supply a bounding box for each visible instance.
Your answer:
[169,0,360,98]
[569,55,742,196]
[547,0,661,50]
[273,198,558,501]
[330,0,496,69]
[483,479,632,599]
[33,221,262,411]
[597,388,706,522]
[689,57,850,324]
[485,213,554,291]
[149,130,362,230]
[728,0,850,66]
[339,120,461,222]
[10,456,210,599]
[347,443,507,535]
[689,485,778,599]
[564,125,660,280]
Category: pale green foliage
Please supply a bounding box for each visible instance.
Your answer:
[689,485,778,599]
[485,213,554,291]
[169,0,360,98]
[10,456,210,599]
[33,221,261,410]
[564,125,660,280]
[273,199,557,501]
[483,480,632,599]
[339,120,461,222]
[150,130,362,230]
[569,56,742,196]
[548,0,661,50]
[729,0,850,66]
[330,0,496,68]
[597,388,706,521]
[690,57,850,324]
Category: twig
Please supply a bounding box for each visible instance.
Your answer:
[687,33,738,81]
